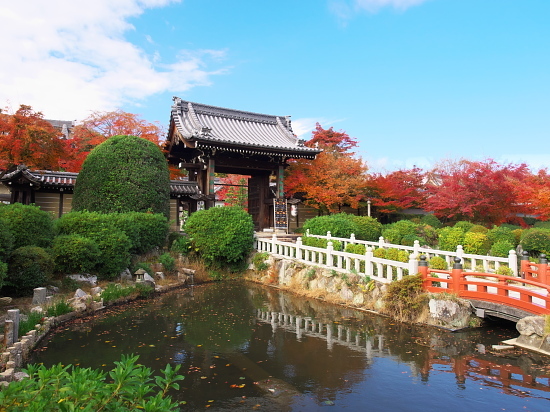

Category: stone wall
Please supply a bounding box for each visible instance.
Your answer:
[245,255,475,331]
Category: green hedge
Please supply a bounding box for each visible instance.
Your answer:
[302,214,357,238]
[0,203,53,249]
[520,228,550,255]
[438,227,465,252]
[0,218,14,262]
[6,246,53,296]
[72,135,170,217]
[51,234,101,274]
[183,206,254,270]
[463,232,491,255]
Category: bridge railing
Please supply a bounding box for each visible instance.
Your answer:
[418,256,550,315]
[305,230,518,276]
[520,252,549,284]
[256,234,418,284]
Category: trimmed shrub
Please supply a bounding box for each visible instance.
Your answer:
[416,224,439,247]
[487,226,517,247]
[373,248,386,258]
[159,253,175,272]
[463,232,491,255]
[72,135,170,217]
[93,229,132,280]
[469,224,488,234]
[520,229,550,255]
[385,248,400,261]
[351,216,382,241]
[302,236,342,251]
[496,266,514,277]
[345,243,366,255]
[0,203,53,249]
[401,234,424,247]
[397,250,410,263]
[51,235,101,274]
[6,246,53,296]
[0,261,7,290]
[110,212,169,254]
[184,206,255,271]
[429,256,448,270]
[382,220,418,245]
[0,218,14,262]
[438,227,465,252]
[380,227,401,244]
[302,214,357,238]
[453,221,474,232]
[420,214,442,229]
[490,240,515,258]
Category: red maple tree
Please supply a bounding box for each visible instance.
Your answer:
[285,124,369,213]
[0,105,75,171]
[515,168,550,221]
[369,167,427,214]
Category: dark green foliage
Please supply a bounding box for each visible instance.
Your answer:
[46,299,73,317]
[302,236,342,251]
[420,214,442,228]
[52,234,101,274]
[438,227,465,251]
[382,220,418,245]
[72,135,170,217]
[490,240,515,257]
[345,243,366,255]
[534,221,550,229]
[401,234,424,247]
[351,216,382,241]
[469,224,488,234]
[416,224,439,247]
[520,228,550,255]
[0,203,53,249]
[159,253,175,272]
[184,206,255,270]
[0,261,7,290]
[463,232,491,255]
[133,262,153,276]
[6,246,53,296]
[453,221,474,232]
[0,354,184,411]
[0,218,14,262]
[93,229,132,280]
[487,226,517,246]
[171,236,191,255]
[383,274,427,322]
[302,213,357,238]
[18,311,44,337]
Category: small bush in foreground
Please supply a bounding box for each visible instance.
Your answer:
[383,274,427,322]
[0,354,184,411]
[46,299,73,318]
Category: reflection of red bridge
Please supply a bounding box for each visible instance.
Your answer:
[419,255,550,320]
[422,352,550,397]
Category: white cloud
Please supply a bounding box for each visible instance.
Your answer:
[329,0,430,21]
[0,0,227,121]
[291,117,347,139]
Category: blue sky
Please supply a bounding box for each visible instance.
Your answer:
[1,0,549,172]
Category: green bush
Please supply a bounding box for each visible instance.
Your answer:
[382,220,418,245]
[469,224,488,234]
[51,234,101,274]
[420,214,442,228]
[171,236,191,255]
[252,252,270,271]
[6,246,53,296]
[373,248,386,258]
[133,262,153,276]
[159,253,175,272]
[302,213,357,238]
[487,226,517,247]
[302,236,342,251]
[351,216,382,241]
[381,227,401,244]
[416,224,439,247]
[490,240,515,258]
[453,221,474,232]
[345,243,366,255]
[496,266,514,277]
[0,354,184,411]
[73,135,170,217]
[93,229,132,280]
[184,206,254,271]
[0,203,53,249]
[534,221,550,229]
[429,256,448,270]
[463,232,491,255]
[520,228,550,255]
[0,218,14,262]
[401,234,423,247]
[0,261,7,291]
[46,299,73,317]
[438,227,465,252]
[385,248,399,261]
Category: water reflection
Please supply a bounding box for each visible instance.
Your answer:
[29,282,550,411]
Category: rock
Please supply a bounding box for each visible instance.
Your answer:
[69,299,87,312]
[340,287,354,301]
[13,371,29,381]
[32,287,47,305]
[154,272,165,281]
[68,274,97,286]
[30,306,43,314]
[353,293,364,305]
[144,273,155,283]
[74,289,88,299]
[428,298,472,329]
[143,280,156,289]
[120,269,133,282]
[90,286,103,296]
[516,316,545,337]
[47,285,60,294]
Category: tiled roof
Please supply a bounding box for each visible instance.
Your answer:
[0,165,200,196]
[170,98,320,157]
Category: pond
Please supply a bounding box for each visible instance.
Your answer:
[29,282,550,411]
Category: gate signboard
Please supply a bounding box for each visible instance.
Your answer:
[273,198,288,231]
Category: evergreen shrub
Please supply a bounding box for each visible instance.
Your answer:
[6,246,53,296]
[302,213,357,238]
[72,135,170,217]
[453,221,474,232]
[420,214,442,228]
[429,256,448,270]
[183,206,254,270]
[159,253,175,272]
[520,229,550,255]
[0,219,14,262]
[351,216,382,241]
[416,224,439,247]
[463,232,491,255]
[487,226,516,246]
[401,234,423,247]
[438,227,465,252]
[345,243,366,255]
[51,234,101,274]
[301,236,342,251]
[373,248,386,258]
[111,212,168,254]
[469,224,488,234]
[0,261,7,290]
[490,240,515,258]
[385,248,399,261]
[93,229,132,280]
[0,203,53,249]
[382,220,418,245]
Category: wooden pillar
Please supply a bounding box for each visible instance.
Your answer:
[206,158,215,208]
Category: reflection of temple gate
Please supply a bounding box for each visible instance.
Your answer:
[166,98,320,231]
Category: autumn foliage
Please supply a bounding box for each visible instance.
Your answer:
[368,168,426,214]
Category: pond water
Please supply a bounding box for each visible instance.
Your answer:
[29,282,550,411]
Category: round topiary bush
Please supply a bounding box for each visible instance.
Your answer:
[382,220,418,245]
[0,218,14,262]
[520,229,550,255]
[6,246,53,296]
[302,214,357,238]
[0,203,53,249]
[438,227,465,252]
[183,206,255,271]
[72,135,170,217]
[487,226,517,247]
[52,234,101,274]
[351,216,382,241]
[463,232,491,255]
[429,256,448,270]
[490,240,515,258]
[420,214,442,229]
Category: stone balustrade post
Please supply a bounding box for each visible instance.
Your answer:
[3,320,14,348]
[413,240,420,256]
[365,247,373,278]
[326,242,334,268]
[7,310,20,344]
[508,249,518,277]
[296,237,302,260]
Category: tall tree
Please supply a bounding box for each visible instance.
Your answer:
[425,159,530,225]
[369,167,427,214]
[285,124,369,213]
[0,105,74,171]
[515,168,550,221]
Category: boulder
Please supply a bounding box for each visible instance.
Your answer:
[516,316,545,337]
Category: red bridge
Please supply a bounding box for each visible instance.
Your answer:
[418,254,550,321]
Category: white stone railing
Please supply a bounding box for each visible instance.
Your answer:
[255,234,419,284]
[305,230,518,276]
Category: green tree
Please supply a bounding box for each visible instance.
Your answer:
[72,135,170,217]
